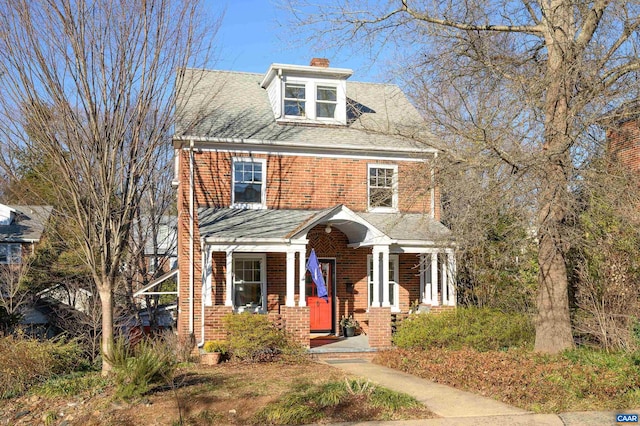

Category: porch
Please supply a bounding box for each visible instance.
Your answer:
[308,333,379,361]
[192,205,456,349]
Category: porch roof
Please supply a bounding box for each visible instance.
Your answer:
[198,207,452,247]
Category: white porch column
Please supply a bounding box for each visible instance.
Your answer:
[285,250,296,307]
[202,245,212,307]
[371,247,381,307]
[421,254,432,304]
[298,248,307,307]
[441,252,449,305]
[381,247,390,307]
[447,251,457,306]
[225,250,233,307]
[431,252,439,306]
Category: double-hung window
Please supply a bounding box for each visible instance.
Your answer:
[316,86,337,119]
[232,254,266,313]
[0,243,21,264]
[284,83,306,117]
[368,164,398,211]
[367,254,400,311]
[232,158,266,208]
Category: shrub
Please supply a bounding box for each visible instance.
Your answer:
[393,307,534,351]
[223,313,304,362]
[0,335,85,399]
[203,340,228,355]
[106,336,177,400]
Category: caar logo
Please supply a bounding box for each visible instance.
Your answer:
[617,414,639,423]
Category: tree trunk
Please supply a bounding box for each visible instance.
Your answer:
[98,285,114,375]
[535,177,574,352]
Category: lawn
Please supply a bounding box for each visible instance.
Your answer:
[374,347,640,413]
[0,360,434,425]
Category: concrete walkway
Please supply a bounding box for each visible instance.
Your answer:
[324,359,638,425]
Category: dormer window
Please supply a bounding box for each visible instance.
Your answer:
[284,83,306,117]
[316,86,337,118]
[261,61,352,125]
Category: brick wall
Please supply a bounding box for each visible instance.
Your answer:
[176,148,443,342]
[368,307,392,348]
[183,151,434,214]
[203,306,233,340]
[608,119,640,172]
[281,306,310,347]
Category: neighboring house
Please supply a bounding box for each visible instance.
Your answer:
[607,101,640,171]
[0,203,52,265]
[173,59,456,349]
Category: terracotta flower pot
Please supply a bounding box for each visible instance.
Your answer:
[201,351,221,365]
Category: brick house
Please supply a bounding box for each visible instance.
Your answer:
[173,59,456,349]
[607,101,640,171]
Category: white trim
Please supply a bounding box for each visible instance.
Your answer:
[175,139,437,158]
[133,269,179,297]
[367,164,398,213]
[367,253,400,312]
[431,253,439,306]
[231,157,267,209]
[232,253,267,313]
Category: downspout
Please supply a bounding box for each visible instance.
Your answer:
[198,243,206,348]
[189,140,194,336]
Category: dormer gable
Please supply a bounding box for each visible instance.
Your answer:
[0,203,16,225]
[260,58,353,125]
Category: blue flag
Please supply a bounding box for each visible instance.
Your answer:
[306,249,328,302]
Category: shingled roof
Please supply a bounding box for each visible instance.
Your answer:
[174,68,436,154]
[0,205,52,242]
[198,207,452,246]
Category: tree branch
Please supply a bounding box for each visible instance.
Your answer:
[401,0,544,35]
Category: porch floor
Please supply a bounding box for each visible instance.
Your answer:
[308,333,375,354]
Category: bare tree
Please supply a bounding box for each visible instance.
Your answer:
[0,0,219,373]
[0,259,33,332]
[286,0,640,353]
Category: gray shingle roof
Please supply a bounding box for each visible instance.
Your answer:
[357,212,452,242]
[0,205,52,242]
[198,208,320,240]
[175,68,434,153]
[198,207,451,245]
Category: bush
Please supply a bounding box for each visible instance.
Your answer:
[223,313,304,362]
[393,307,534,351]
[0,335,85,398]
[106,336,177,400]
[203,340,228,355]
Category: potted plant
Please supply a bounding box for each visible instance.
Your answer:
[340,314,359,337]
[201,340,228,365]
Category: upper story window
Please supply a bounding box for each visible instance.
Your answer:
[316,86,337,118]
[0,243,21,264]
[284,83,306,117]
[232,158,266,209]
[368,164,398,212]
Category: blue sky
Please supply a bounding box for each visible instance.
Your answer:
[211,0,385,82]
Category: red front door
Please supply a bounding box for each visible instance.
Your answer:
[307,260,333,332]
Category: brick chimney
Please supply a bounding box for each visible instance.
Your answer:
[310,58,330,67]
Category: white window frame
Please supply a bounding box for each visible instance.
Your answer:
[283,82,306,118]
[0,243,21,265]
[367,254,400,312]
[315,84,338,120]
[367,164,398,212]
[232,157,267,209]
[232,253,267,313]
